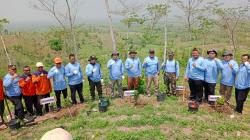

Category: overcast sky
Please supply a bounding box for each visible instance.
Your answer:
[0,0,248,29]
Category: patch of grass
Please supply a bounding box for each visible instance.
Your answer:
[105,129,166,140]
[177,119,191,127]
[215,122,247,134]
[89,119,109,129]
[69,117,88,130]
[116,114,175,127]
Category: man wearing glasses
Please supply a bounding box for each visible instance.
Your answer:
[3,65,25,120]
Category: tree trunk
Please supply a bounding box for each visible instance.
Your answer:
[0,34,11,64]
[65,0,78,57]
[105,0,117,51]
[187,0,192,41]
[163,14,168,63]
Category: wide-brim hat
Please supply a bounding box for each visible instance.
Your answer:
[207,49,217,55]
[129,50,137,54]
[168,51,174,56]
[40,128,73,140]
[111,51,119,56]
[222,51,233,56]
[88,55,98,61]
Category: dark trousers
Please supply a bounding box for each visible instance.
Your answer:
[69,82,84,104]
[0,100,4,121]
[188,79,203,103]
[8,96,24,119]
[23,95,38,115]
[204,82,216,101]
[54,88,68,108]
[36,94,50,116]
[88,80,102,100]
[235,88,250,114]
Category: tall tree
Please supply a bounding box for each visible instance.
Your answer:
[146,4,170,31]
[111,0,144,51]
[141,4,170,47]
[168,0,218,40]
[213,6,249,56]
[104,0,117,51]
[33,0,79,55]
[120,13,144,49]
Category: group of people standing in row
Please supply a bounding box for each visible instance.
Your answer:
[0,48,249,125]
[185,48,250,114]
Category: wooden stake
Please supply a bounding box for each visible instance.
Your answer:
[4,98,13,120]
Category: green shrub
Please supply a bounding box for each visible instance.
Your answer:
[49,38,63,51]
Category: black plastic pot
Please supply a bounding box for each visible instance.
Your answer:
[99,104,108,112]
[100,98,110,106]
[188,101,199,112]
[157,93,166,102]
[99,99,109,112]
[122,87,128,91]
[86,110,92,116]
[8,119,21,130]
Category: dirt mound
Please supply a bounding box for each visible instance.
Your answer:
[112,95,159,107]
[135,95,159,107]
[33,104,87,124]
[211,105,234,114]
[200,104,234,115]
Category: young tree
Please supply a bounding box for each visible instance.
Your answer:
[108,0,144,53]
[141,4,170,48]
[146,4,170,31]
[194,17,215,45]
[213,6,249,56]
[33,0,79,55]
[120,13,144,49]
[0,18,11,64]
[168,0,218,40]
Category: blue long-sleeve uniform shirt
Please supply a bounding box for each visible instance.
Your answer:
[161,60,180,78]
[235,63,250,89]
[3,74,21,97]
[107,59,124,80]
[217,59,238,86]
[65,62,84,85]
[203,58,219,84]
[185,57,205,81]
[48,66,67,91]
[125,57,141,77]
[142,56,160,77]
[86,63,102,82]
